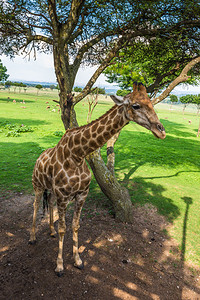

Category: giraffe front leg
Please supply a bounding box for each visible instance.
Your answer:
[29,189,43,244]
[72,189,89,270]
[55,203,67,276]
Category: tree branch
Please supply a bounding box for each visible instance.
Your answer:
[22,34,53,50]
[62,0,85,41]
[47,0,59,33]
[74,36,130,104]
[21,7,51,25]
[73,32,115,74]
[152,57,200,105]
[26,22,52,32]
[147,63,181,94]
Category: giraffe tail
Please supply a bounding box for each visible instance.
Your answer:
[43,189,49,216]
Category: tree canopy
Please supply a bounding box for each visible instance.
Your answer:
[104,37,200,98]
[0,0,200,102]
[193,94,200,114]
[169,95,178,104]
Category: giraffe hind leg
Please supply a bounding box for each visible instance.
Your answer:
[43,189,49,216]
[55,199,68,276]
[29,188,44,244]
[42,190,56,237]
[48,193,57,237]
[72,189,89,270]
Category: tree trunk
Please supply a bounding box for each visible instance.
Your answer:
[107,132,120,175]
[53,42,133,223]
[87,149,133,223]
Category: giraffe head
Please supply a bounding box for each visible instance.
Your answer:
[110,82,166,139]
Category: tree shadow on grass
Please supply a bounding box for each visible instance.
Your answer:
[0,117,50,127]
[0,141,43,193]
[89,168,181,223]
[114,129,200,170]
[159,118,198,138]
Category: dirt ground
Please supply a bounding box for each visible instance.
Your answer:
[0,193,200,300]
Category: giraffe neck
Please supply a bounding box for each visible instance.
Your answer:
[62,104,128,161]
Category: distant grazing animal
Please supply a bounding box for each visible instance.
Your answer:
[29,82,166,276]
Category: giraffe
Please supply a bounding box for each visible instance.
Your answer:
[30,82,166,276]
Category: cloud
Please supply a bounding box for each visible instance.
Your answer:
[1,53,56,82]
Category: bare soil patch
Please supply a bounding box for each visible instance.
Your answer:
[0,193,200,300]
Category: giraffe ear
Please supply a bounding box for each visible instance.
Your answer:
[110,95,128,106]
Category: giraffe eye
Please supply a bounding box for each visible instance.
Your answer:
[132,103,140,110]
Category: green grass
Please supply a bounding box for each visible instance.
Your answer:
[0,88,200,266]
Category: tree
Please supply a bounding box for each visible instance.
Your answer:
[169,94,178,110]
[0,1,200,222]
[0,59,9,82]
[180,95,194,114]
[104,38,200,99]
[116,89,131,97]
[35,84,43,95]
[5,80,12,91]
[192,94,200,115]
[49,84,56,90]
[73,87,83,93]
[91,87,106,95]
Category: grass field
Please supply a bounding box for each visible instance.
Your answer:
[0,87,199,266]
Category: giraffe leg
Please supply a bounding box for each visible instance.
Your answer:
[55,201,68,276]
[29,189,44,244]
[72,189,89,270]
[48,193,57,237]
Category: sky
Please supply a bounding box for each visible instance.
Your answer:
[1,52,200,95]
[1,52,112,87]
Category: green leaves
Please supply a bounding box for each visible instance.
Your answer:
[170,95,178,103]
[0,59,9,83]
[0,121,34,137]
[104,35,200,95]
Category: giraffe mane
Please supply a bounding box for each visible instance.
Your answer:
[68,104,118,133]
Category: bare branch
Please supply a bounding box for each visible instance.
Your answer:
[53,99,60,104]
[152,57,200,105]
[27,34,53,45]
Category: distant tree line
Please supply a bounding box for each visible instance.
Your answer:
[73,86,106,95]
[170,94,200,114]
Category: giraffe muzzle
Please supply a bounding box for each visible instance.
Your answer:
[151,123,166,139]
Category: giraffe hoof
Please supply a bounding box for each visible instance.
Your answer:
[51,235,56,238]
[74,262,84,270]
[50,234,57,238]
[55,271,64,277]
[28,240,36,245]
